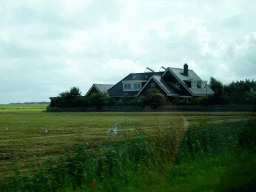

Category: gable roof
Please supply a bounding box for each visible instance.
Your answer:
[137,75,179,97]
[163,67,214,96]
[108,72,164,97]
[85,84,114,97]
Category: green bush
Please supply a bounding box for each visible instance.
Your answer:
[106,96,117,106]
[142,88,167,109]
[129,96,144,106]
[244,91,256,104]
[88,93,108,109]
[50,87,83,107]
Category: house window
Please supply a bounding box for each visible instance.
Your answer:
[176,82,180,87]
[191,81,197,88]
[123,82,142,91]
[133,83,141,90]
[197,82,202,88]
[124,84,131,90]
[151,82,155,87]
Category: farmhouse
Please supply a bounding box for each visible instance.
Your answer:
[86,64,214,102]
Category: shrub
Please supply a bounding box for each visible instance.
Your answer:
[218,94,232,105]
[244,91,256,104]
[142,88,167,109]
[122,93,130,105]
[50,87,83,107]
[106,96,117,106]
[88,93,108,109]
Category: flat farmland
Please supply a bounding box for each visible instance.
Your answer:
[0,105,255,182]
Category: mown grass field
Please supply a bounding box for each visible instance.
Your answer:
[0,104,255,191]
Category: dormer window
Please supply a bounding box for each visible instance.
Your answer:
[151,82,155,87]
[133,83,141,89]
[191,81,197,88]
[197,81,202,88]
[124,84,131,90]
[123,82,142,91]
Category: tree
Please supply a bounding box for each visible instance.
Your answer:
[50,87,83,107]
[209,77,224,99]
[142,88,167,109]
[88,92,108,109]
[122,93,130,105]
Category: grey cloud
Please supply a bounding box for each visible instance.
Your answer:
[0,40,59,59]
[8,4,73,28]
[140,28,202,65]
[72,0,121,28]
[221,14,244,28]
[73,39,133,61]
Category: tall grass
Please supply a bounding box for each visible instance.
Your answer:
[0,127,160,192]
[168,119,256,191]
[1,118,255,191]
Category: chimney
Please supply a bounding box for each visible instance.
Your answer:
[184,63,188,76]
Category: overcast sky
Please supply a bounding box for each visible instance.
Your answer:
[1,0,256,104]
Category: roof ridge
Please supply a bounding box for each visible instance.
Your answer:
[94,84,114,85]
[169,67,193,71]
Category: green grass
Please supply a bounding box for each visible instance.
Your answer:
[0,105,255,191]
[1,120,256,192]
[0,104,49,112]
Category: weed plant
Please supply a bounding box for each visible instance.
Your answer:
[1,117,255,191]
[168,119,256,191]
[0,127,158,192]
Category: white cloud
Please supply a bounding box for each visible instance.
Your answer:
[0,0,256,103]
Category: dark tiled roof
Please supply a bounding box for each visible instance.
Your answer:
[152,75,179,95]
[85,84,114,97]
[108,72,162,97]
[189,85,215,95]
[123,72,164,81]
[167,67,214,96]
[167,67,201,81]
[94,84,114,93]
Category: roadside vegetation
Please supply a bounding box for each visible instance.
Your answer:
[0,105,255,191]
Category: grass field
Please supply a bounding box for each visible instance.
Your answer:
[0,104,255,191]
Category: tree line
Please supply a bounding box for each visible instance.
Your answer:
[50,87,166,109]
[173,77,256,105]
[50,78,256,108]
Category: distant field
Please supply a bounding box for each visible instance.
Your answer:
[0,104,255,182]
[0,104,48,112]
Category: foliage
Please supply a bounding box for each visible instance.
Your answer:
[244,91,256,104]
[88,92,108,109]
[172,97,188,105]
[106,96,117,106]
[142,88,167,109]
[168,120,256,191]
[122,93,130,105]
[129,96,144,106]
[209,77,224,99]
[171,77,256,105]
[2,114,256,192]
[146,87,160,95]
[1,128,153,192]
[222,79,256,104]
[50,87,84,107]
